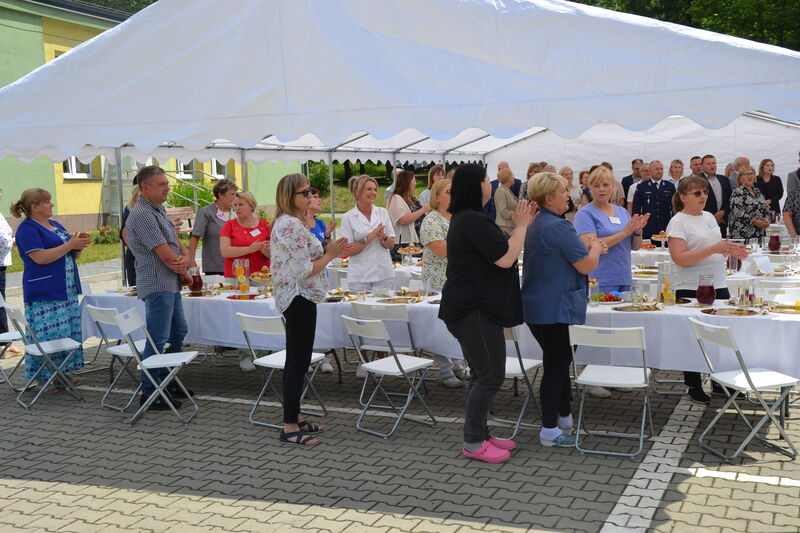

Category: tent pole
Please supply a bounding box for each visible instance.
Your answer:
[327,153,335,226]
[114,147,126,285]
[240,149,248,191]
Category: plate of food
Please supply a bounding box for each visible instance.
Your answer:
[700,308,758,316]
[250,267,272,283]
[612,304,662,312]
[650,231,668,242]
[227,294,260,301]
[590,292,623,304]
[375,297,418,304]
[398,245,423,255]
[395,289,438,298]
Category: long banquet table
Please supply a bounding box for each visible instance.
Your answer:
[81,290,800,379]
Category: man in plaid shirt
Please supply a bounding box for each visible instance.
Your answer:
[126,166,195,410]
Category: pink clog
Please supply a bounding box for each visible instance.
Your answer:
[462,441,511,463]
[488,436,517,451]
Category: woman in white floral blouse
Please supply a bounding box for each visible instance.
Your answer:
[271,174,348,446]
[420,178,466,388]
[728,165,770,242]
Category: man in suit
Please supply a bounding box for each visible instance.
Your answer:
[631,160,675,245]
[621,158,643,209]
[688,156,703,177]
[699,154,732,237]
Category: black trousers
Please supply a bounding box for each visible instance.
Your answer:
[0,266,7,337]
[529,323,573,428]
[282,296,316,424]
[444,311,506,443]
[124,248,136,286]
[676,287,730,388]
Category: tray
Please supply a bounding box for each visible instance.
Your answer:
[612,304,661,312]
[700,308,758,316]
[324,296,344,303]
[770,305,800,315]
[633,272,656,278]
[375,297,417,304]
[395,291,438,298]
[227,294,259,301]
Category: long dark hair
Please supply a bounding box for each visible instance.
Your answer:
[391,170,417,204]
[673,176,708,213]
[448,163,487,214]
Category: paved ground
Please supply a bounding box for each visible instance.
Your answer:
[0,277,799,532]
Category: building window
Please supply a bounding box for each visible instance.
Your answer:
[62,156,95,179]
[177,159,196,180]
[211,158,227,179]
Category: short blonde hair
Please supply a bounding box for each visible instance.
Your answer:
[736,165,756,185]
[10,188,51,218]
[528,172,567,206]
[348,174,378,201]
[234,190,257,210]
[428,179,451,210]
[588,165,614,188]
[497,167,514,184]
[274,173,309,220]
[128,185,140,209]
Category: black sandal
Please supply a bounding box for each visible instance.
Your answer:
[298,420,325,434]
[279,430,319,446]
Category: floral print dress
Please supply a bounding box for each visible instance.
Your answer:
[24,227,84,380]
[728,185,769,241]
[271,215,328,313]
[420,211,449,291]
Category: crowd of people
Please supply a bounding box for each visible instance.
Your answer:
[2,150,797,453]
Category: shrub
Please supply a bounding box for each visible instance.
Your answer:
[168,183,214,208]
[91,225,120,244]
[255,208,270,221]
[307,161,331,194]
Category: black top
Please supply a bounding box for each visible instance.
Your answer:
[439,209,522,327]
[755,175,784,213]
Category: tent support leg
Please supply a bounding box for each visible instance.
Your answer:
[115,147,126,286]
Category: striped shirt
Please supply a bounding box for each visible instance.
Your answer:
[126,196,182,299]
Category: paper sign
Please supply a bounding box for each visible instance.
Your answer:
[609,216,621,225]
[752,254,774,274]
[250,229,261,237]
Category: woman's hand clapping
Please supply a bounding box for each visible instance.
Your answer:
[70,232,91,251]
[511,200,539,229]
[326,237,349,258]
[627,213,650,235]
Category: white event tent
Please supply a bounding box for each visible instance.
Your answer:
[0,0,799,218]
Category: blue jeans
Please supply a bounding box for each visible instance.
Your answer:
[141,291,188,395]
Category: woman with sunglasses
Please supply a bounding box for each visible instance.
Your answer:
[304,187,335,246]
[667,176,748,405]
[271,174,349,445]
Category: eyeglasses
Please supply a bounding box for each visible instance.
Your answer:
[688,189,709,197]
[295,188,317,198]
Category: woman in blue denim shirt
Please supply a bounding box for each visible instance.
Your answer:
[11,189,90,391]
[522,173,606,448]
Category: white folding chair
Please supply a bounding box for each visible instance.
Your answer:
[342,315,436,438]
[0,296,24,392]
[85,305,148,411]
[688,317,798,461]
[570,325,653,458]
[4,304,83,408]
[113,308,199,424]
[236,312,327,429]
[491,327,542,439]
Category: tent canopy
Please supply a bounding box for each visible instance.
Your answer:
[0,0,798,164]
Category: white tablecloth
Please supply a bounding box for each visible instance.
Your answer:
[326,264,422,290]
[630,249,671,267]
[81,292,800,378]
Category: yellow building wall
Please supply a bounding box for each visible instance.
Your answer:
[42,17,105,216]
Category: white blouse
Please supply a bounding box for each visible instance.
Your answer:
[386,194,418,243]
[0,215,13,267]
[666,211,726,290]
[340,205,395,284]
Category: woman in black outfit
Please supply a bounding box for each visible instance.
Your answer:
[755,158,783,216]
[439,164,536,464]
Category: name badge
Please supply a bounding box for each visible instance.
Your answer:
[250,228,261,237]
[707,219,718,230]
[609,216,621,225]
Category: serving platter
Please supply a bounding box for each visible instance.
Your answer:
[612,304,661,312]
[700,308,758,316]
[375,297,417,304]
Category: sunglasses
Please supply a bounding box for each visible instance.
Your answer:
[687,189,709,197]
[295,187,319,198]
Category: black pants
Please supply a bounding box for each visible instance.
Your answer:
[282,296,316,424]
[676,287,730,388]
[444,311,506,443]
[0,266,7,337]
[529,323,573,428]
[124,248,136,286]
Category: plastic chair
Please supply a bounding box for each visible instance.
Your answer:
[236,312,327,429]
[113,308,199,424]
[569,325,652,458]
[4,304,83,409]
[688,317,798,461]
[490,327,542,439]
[85,305,148,411]
[0,295,24,392]
[342,315,435,438]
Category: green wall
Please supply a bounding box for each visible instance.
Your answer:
[247,160,302,206]
[0,7,53,216]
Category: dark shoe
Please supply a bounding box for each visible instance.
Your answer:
[140,393,182,411]
[687,387,710,405]
[167,384,194,399]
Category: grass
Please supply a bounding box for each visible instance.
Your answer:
[8,242,122,274]
[317,183,428,214]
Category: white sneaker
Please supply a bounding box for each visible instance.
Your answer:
[356,364,367,378]
[239,358,256,372]
[586,385,611,398]
[438,375,464,389]
[320,355,334,374]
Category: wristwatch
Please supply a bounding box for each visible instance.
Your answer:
[632,232,642,237]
